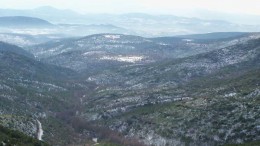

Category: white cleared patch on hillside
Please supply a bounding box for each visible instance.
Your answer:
[100,55,144,63]
[104,35,121,39]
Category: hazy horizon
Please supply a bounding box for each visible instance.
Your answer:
[1,0,260,36]
[0,0,260,16]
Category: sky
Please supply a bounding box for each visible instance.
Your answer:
[0,0,260,16]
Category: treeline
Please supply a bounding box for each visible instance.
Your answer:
[56,109,146,146]
[70,117,146,146]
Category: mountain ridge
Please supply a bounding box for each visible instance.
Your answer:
[0,16,53,27]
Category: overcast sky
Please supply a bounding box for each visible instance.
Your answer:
[0,0,260,15]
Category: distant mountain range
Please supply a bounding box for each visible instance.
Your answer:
[0,15,132,37]
[0,7,260,36]
[181,9,260,25]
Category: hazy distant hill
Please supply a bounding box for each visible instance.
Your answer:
[0,16,53,27]
[175,32,248,40]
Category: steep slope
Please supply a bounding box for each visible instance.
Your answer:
[103,68,260,146]
[0,41,34,58]
[0,125,49,146]
[0,42,92,145]
[0,42,75,81]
